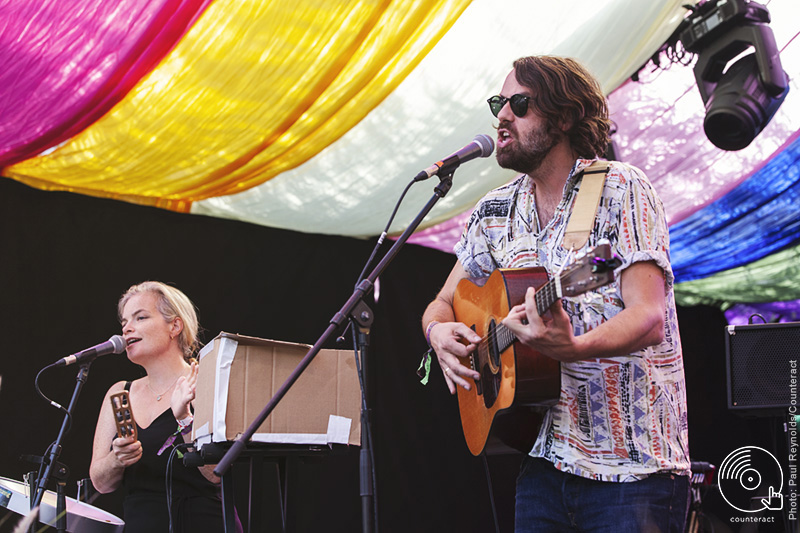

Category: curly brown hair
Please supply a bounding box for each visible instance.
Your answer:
[512,56,610,159]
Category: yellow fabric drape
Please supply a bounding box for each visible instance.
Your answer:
[7,0,472,210]
[189,0,694,237]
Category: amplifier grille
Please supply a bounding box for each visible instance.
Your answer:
[725,322,800,413]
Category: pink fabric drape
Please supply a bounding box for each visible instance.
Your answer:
[0,0,212,167]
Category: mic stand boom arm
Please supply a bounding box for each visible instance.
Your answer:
[213,173,456,478]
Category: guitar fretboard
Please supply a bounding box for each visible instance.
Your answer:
[482,276,561,354]
[534,277,561,316]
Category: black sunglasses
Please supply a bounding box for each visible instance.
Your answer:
[487,94,530,118]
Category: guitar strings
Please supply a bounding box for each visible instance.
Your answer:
[472,250,617,349]
[474,277,558,348]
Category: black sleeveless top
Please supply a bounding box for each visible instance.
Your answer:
[121,381,233,532]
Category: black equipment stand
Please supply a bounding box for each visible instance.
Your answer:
[213,170,458,533]
[29,363,92,533]
[193,441,349,532]
[352,304,376,531]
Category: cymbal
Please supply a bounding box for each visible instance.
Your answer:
[0,476,123,533]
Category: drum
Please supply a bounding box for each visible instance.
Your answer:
[0,476,124,533]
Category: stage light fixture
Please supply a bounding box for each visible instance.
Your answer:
[679,0,789,151]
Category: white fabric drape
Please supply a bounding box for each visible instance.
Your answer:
[192,0,691,237]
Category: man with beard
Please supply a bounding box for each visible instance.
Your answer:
[421,56,690,532]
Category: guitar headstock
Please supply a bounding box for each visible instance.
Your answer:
[559,242,622,297]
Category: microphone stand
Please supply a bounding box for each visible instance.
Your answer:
[350,299,376,533]
[30,362,92,532]
[214,169,458,532]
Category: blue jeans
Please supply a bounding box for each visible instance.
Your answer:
[515,457,690,533]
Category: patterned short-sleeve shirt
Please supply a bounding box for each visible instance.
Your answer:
[455,159,690,482]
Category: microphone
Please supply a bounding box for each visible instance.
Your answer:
[413,134,495,182]
[54,335,126,367]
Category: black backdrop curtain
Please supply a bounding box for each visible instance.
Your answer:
[0,178,784,532]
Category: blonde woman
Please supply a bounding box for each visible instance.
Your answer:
[90,281,239,532]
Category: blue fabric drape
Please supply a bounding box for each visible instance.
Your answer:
[670,135,800,283]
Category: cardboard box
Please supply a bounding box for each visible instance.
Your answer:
[192,332,361,448]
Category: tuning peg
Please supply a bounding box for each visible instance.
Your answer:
[582,292,599,305]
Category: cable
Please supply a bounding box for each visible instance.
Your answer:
[481,454,501,533]
[354,178,416,287]
[165,441,192,533]
[350,324,380,532]
[34,364,73,433]
[346,175,420,531]
[30,364,73,505]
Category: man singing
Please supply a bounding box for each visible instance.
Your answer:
[422,56,690,532]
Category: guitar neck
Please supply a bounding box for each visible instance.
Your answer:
[534,277,560,316]
[494,277,560,353]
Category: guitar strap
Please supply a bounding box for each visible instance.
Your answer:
[562,160,611,251]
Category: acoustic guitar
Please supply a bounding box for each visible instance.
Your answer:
[452,243,621,455]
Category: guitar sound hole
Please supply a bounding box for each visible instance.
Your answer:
[469,324,483,396]
[487,319,501,370]
[481,365,499,409]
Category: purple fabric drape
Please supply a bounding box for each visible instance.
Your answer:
[0,0,212,168]
[609,75,798,227]
[725,301,800,325]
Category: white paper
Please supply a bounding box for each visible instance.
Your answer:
[249,415,353,445]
